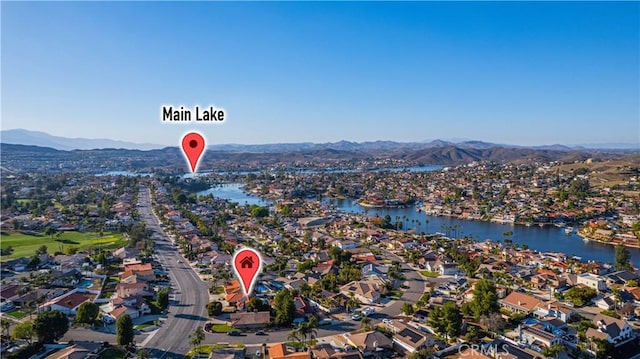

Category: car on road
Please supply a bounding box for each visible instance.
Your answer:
[362,307,375,316]
[255,330,267,335]
[351,314,362,321]
[318,319,333,326]
[227,330,241,336]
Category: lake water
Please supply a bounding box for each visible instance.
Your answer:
[326,198,640,268]
[183,165,444,178]
[197,183,268,206]
[95,171,152,177]
[201,183,640,268]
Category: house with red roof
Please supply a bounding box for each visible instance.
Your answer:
[39,289,96,315]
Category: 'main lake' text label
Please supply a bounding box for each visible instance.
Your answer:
[162,106,225,122]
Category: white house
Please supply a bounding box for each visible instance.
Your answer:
[576,273,607,292]
[586,314,635,346]
[593,296,615,310]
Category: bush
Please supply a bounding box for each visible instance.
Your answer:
[206,301,222,317]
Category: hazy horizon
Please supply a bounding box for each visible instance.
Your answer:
[1,128,638,149]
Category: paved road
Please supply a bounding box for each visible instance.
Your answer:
[137,186,210,358]
[377,251,427,321]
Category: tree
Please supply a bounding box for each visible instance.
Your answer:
[542,344,563,359]
[0,318,11,338]
[480,313,506,334]
[34,310,69,343]
[36,245,48,255]
[565,286,597,307]
[614,244,633,271]
[469,279,499,319]
[157,288,170,310]
[250,205,269,218]
[189,326,205,348]
[206,301,223,317]
[75,302,100,324]
[442,301,462,340]
[247,297,270,312]
[12,321,35,343]
[137,349,151,359]
[273,289,295,326]
[361,316,372,331]
[116,314,134,347]
[429,302,462,341]
[401,302,415,316]
[28,255,41,269]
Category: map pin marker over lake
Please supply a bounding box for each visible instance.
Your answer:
[181,132,206,173]
[233,248,262,296]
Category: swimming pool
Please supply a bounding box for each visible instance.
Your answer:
[78,279,94,288]
[255,283,271,293]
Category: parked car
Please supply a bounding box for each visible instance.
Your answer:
[227,330,241,336]
[255,331,268,336]
[362,307,375,316]
[351,314,362,321]
[318,319,333,326]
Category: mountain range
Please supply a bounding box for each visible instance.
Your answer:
[0,129,164,151]
[1,128,638,152]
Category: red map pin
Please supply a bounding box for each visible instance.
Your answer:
[181,132,206,173]
[233,248,262,296]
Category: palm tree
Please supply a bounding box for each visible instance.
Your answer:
[189,326,205,349]
[346,293,359,313]
[287,328,302,343]
[361,316,372,331]
[24,301,35,320]
[306,317,319,346]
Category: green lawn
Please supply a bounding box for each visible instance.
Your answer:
[210,324,233,333]
[7,309,26,319]
[98,348,126,359]
[0,231,127,259]
[135,321,155,330]
[387,290,403,300]
[419,271,440,278]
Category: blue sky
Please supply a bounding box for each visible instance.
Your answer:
[2,1,638,146]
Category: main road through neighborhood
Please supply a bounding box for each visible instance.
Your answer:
[137,186,210,358]
[137,185,428,357]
